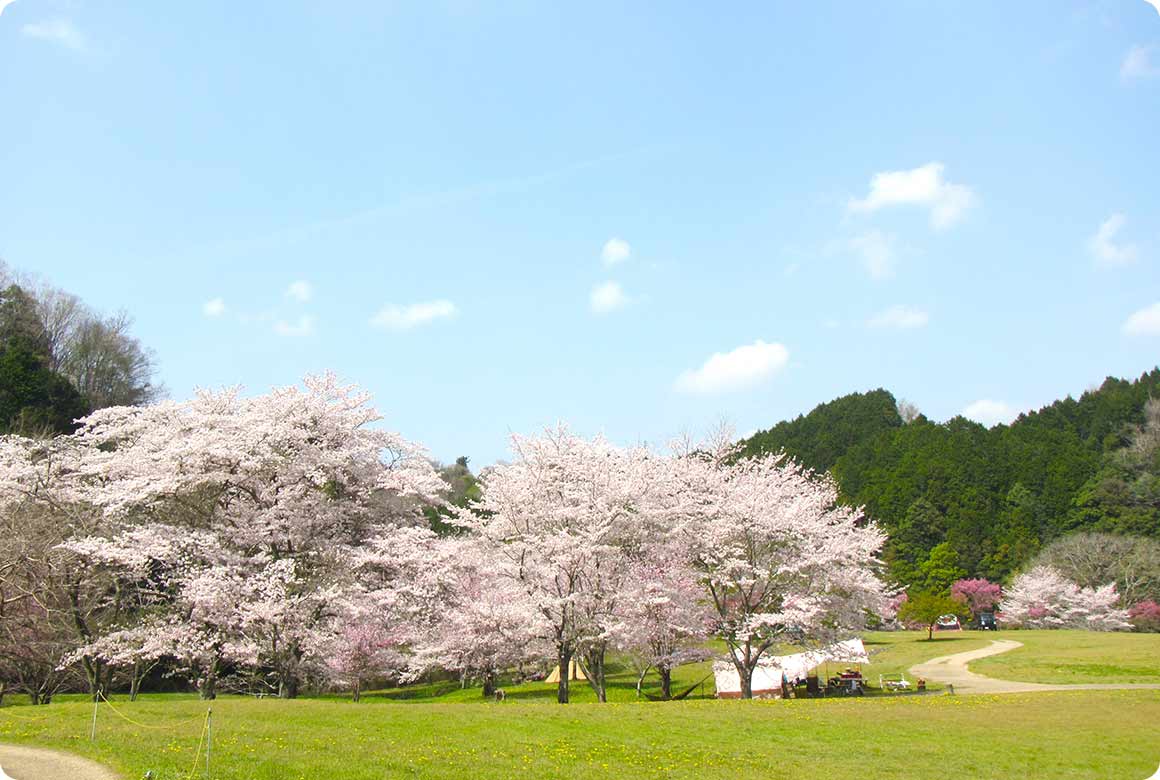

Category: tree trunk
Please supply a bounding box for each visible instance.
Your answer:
[556,647,572,704]
[659,666,673,700]
[82,655,106,702]
[582,648,607,703]
[927,623,934,640]
[739,665,754,699]
[129,671,141,702]
[352,678,361,703]
[482,670,497,698]
[634,664,652,698]
[278,676,300,699]
[198,662,218,701]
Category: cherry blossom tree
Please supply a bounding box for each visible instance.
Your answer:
[951,578,1002,619]
[1128,600,1160,632]
[454,426,663,703]
[667,440,887,699]
[613,546,713,699]
[41,374,445,699]
[325,621,402,702]
[407,541,550,696]
[1001,566,1131,631]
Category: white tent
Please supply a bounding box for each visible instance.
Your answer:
[544,659,587,684]
[713,638,869,699]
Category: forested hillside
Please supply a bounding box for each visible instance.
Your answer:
[738,370,1160,589]
[0,263,159,434]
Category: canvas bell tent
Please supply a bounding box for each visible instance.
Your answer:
[545,659,588,684]
[713,638,870,699]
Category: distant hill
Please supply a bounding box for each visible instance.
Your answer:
[736,368,1160,588]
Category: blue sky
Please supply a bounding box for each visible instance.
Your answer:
[2,1,1159,465]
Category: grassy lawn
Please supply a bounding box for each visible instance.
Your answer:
[969,630,1160,685]
[2,691,1159,779]
[3,630,1159,779]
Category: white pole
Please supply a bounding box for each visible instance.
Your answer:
[205,707,212,777]
[89,698,98,742]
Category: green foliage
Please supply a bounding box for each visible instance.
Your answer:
[423,456,482,535]
[736,369,1160,589]
[737,389,902,473]
[0,285,89,435]
[897,592,969,639]
[914,543,966,596]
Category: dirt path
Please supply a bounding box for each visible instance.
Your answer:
[0,744,118,780]
[909,639,1160,694]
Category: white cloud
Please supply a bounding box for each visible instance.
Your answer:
[1121,45,1159,79]
[675,340,789,394]
[848,230,897,279]
[202,298,226,318]
[285,280,313,302]
[1123,302,1160,336]
[1145,0,1160,18]
[601,237,631,267]
[274,315,316,337]
[589,281,629,314]
[1089,214,1140,267]
[0,1,17,18]
[962,399,1019,427]
[370,300,457,331]
[867,305,929,329]
[21,18,86,51]
[848,162,976,229]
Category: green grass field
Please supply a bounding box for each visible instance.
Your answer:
[969,630,1160,684]
[1,630,1158,780]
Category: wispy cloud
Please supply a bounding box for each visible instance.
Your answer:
[675,340,789,394]
[962,399,1019,427]
[1089,213,1139,267]
[285,280,313,302]
[1121,45,1159,80]
[21,18,87,51]
[0,1,18,18]
[370,300,457,332]
[274,315,316,338]
[601,238,631,267]
[848,162,976,230]
[169,145,672,265]
[867,305,929,329]
[589,281,630,314]
[202,298,226,318]
[847,230,898,279]
[1123,302,1160,336]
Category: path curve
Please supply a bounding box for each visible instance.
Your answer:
[0,744,118,780]
[909,639,1160,694]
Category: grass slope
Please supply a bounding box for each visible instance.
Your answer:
[2,692,1158,779]
[2,630,1158,779]
[969,630,1160,685]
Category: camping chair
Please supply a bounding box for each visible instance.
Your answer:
[878,673,910,692]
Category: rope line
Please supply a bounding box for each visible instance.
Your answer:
[184,709,210,780]
[96,690,206,730]
[0,707,49,722]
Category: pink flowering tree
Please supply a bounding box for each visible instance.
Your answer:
[667,439,887,699]
[407,541,550,696]
[59,374,446,698]
[325,621,403,702]
[612,546,713,699]
[454,426,664,704]
[1001,566,1131,631]
[1128,600,1160,632]
[951,578,1002,619]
